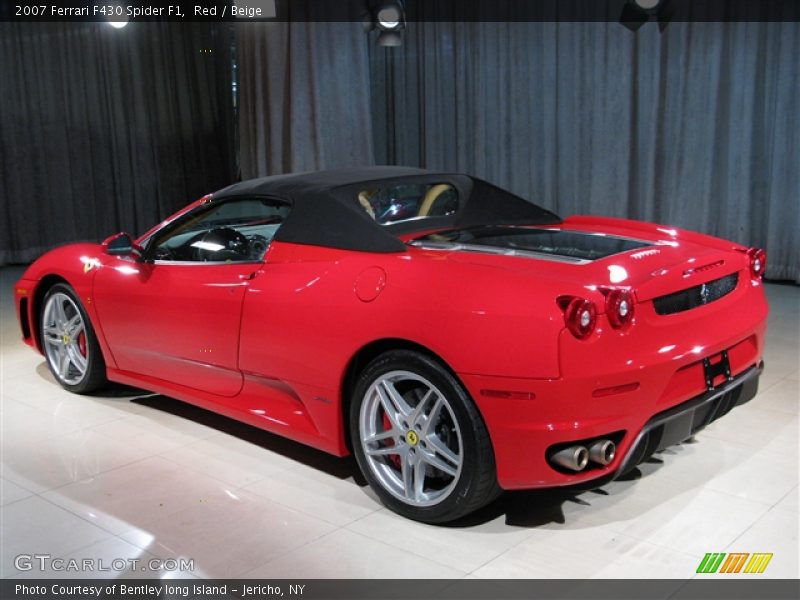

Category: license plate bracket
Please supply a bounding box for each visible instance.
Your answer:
[702,350,734,391]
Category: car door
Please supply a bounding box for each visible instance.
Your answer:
[93,197,290,397]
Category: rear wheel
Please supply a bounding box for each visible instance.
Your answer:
[350,350,500,523]
[40,283,107,394]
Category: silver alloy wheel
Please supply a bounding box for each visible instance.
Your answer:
[42,292,88,386]
[359,370,463,507]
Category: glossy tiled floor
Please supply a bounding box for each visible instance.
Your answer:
[1,266,797,579]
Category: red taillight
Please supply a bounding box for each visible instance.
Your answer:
[563,297,597,339]
[606,289,635,329]
[747,247,766,278]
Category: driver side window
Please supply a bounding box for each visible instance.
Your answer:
[149,198,290,262]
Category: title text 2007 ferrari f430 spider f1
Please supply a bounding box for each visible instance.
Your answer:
[15,167,768,523]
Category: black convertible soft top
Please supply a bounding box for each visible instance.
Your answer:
[213,166,562,253]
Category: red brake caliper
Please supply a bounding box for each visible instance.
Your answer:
[77,332,87,357]
[382,412,401,469]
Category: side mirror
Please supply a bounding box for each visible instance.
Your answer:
[102,232,141,258]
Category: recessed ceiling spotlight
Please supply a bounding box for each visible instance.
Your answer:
[106,4,129,28]
[364,1,405,46]
[376,3,403,30]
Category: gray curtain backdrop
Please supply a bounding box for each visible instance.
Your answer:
[370,22,800,282]
[0,23,235,265]
[237,22,375,179]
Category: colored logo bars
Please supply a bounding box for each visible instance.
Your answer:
[696,552,773,574]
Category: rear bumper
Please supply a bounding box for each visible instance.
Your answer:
[613,361,761,478]
[464,360,763,490]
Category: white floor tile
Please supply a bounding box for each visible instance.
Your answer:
[756,378,799,415]
[158,434,299,489]
[1,428,153,494]
[641,436,798,506]
[761,347,800,381]
[472,525,697,578]
[89,416,204,457]
[346,508,534,572]
[241,529,466,578]
[0,477,34,506]
[0,397,86,444]
[702,404,798,452]
[242,466,379,527]
[120,488,336,578]
[4,374,152,426]
[520,463,723,534]
[773,486,798,514]
[41,456,233,536]
[724,509,799,578]
[611,485,771,556]
[0,496,112,577]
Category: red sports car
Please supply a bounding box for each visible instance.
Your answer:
[14,167,768,523]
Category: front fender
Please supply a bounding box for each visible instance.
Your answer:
[17,243,116,367]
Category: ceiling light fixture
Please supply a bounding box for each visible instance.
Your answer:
[106,4,129,28]
[364,1,406,47]
[620,0,675,33]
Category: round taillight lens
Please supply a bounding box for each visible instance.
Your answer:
[564,298,597,339]
[747,247,766,278]
[606,289,635,329]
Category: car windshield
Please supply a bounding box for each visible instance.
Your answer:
[147,198,290,262]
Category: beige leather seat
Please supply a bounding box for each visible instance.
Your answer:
[358,190,376,219]
[418,184,452,217]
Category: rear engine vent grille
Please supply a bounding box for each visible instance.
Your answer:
[653,273,739,315]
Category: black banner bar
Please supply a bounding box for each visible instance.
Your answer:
[2,579,800,600]
[1,0,800,23]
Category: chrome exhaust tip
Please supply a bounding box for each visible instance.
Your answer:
[551,446,589,472]
[588,439,616,466]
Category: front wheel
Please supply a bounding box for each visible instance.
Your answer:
[40,283,107,394]
[350,350,500,523]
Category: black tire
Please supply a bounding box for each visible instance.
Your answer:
[349,349,500,523]
[40,283,107,394]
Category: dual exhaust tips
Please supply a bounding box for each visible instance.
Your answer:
[550,439,616,472]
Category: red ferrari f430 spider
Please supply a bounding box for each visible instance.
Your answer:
[15,167,769,522]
